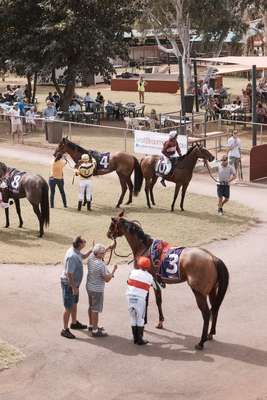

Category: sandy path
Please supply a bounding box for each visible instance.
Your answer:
[0,146,267,400]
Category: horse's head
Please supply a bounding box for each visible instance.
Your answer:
[194,144,214,162]
[0,162,7,179]
[107,211,125,240]
[53,136,68,157]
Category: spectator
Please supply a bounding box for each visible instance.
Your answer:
[84,92,94,112]
[52,92,60,109]
[256,102,267,124]
[60,236,92,339]
[4,85,15,102]
[207,85,214,97]
[0,93,5,103]
[217,155,236,216]
[86,243,117,337]
[8,103,23,144]
[227,130,241,174]
[14,85,24,101]
[137,77,146,104]
[25,106,36,132]
[43,100,57,140]
[242,90,251,113]
[46,92,54,103]
[95,91,105,105]
[69,100,81,113]
[149,109,160,129]
[49,153,67,208]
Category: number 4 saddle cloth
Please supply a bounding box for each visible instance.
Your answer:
[150,239,185,279]
[89,150,110,171]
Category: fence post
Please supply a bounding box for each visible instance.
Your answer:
[68,122,72,139]
[252,64,257,146]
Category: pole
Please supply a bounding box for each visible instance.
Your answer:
[252,64,257,146]
[178,56,185,116]
[193,59,199,112]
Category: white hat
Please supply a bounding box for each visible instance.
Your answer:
[81,153,90,161]
[169,131,177,139]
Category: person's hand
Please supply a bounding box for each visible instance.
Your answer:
[72,287,79,296]
[113,264,118,272]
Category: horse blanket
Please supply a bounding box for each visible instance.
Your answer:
[150,239,184,279]
[89,150,110,171]
[6,169,25,195]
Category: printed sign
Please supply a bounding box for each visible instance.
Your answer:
[134,130,188,156]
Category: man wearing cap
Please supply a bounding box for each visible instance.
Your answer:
[8,103,23,143]
[126,256,155,345]
[160,131,182,187]
[217,155,236,215]
[75,153,96,211]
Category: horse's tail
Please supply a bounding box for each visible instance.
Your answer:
[133,157,143,196]
[212,258,229,313]
[41,181,50,226]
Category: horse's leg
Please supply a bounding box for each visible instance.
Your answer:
[14,199,23,228]
[180,181,190,211]
[145,178,151,208]
[125,176,133,205]
[192,289,211,350]
[208,287,218,340]
[171,184,181,212]
[32,204,44,237]
[115,174,128,208]
[4,207,10,228]
[150,176,158,206]
[154,286,164,329]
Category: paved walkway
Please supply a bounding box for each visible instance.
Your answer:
[0,145,267,400]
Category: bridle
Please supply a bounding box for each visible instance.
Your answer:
[204,159,220,183]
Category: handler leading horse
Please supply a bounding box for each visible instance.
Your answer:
[54,137,143,208]
[107,212,229,350]
[0,162,49,237]
[141,143,214,211]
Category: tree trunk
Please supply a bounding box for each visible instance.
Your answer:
[26,74,32,101]
[60,70,76,111]
[31,72,38,104]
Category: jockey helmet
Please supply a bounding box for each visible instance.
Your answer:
[81,153,90,162]
[137,256,151,270]
[169,131,177,139]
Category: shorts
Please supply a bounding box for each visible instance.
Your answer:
[217,184,230,199]
[87,291,104,313]
[61,282,79,310]
[229,156,239,167]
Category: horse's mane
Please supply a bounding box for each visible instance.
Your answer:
[178,144,197,161]
[64,138,90,154]
[121,218,153,247]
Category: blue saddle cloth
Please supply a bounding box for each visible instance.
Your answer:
[7,169,25,194]
[150,239,184,279]
[89,150,110,171]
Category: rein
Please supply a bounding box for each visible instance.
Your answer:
[204,160,220,184]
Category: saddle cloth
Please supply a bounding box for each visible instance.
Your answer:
[6,169,25,194]
[150,239,184,279]
[89,150,110,171]
[155,156,183,177]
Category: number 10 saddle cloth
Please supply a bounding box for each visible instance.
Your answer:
[150,239,185,279]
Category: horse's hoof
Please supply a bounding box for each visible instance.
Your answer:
[195,343,204,350]
[208,333,214,341]
[180,208,184,212]
[5,225,9,228]
[19,225,23,228]
[152,202,156,206]
[125,201,132,205]
[156,322,163,329]
[171,208,174,212]
[115,205,121,209]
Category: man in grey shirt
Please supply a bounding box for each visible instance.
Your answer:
[61,236,92,339]
[217,155,236,215]
[86,243,117,337]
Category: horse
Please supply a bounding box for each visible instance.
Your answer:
[140,143,215,211]
[54,137,143,208]
[107,212,229,350]
[0,162,49,237]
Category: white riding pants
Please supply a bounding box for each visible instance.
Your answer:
[79,179,92,201]
[127,295,146,327]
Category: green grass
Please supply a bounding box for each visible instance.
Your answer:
[0,157,255,264]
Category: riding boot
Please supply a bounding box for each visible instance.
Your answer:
[77,201,82,211]
[136,326,148,345]
[160,178,166,187]
[87,201,91,211]
[131,326,138,344]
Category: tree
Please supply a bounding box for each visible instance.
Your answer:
[0,0,141,110]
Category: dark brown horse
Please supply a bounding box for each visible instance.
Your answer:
[107,212,229,350]
[0,162,49,237]
[140,144,215,211]
[54,137,143,208]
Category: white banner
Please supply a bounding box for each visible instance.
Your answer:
[134,130,188,156]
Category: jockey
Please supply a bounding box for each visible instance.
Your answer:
[160,131,182,187]
[126,256,155,345]
[75,153,96,211]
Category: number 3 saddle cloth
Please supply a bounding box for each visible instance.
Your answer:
[150,239,184,279]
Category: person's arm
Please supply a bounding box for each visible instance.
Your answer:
[176,141,182,157]
[67,272,79,295]
[104,264,117,282]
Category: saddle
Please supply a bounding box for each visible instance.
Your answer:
[89,150,110,171]
[155,157,182,177]
[150,239,184,280]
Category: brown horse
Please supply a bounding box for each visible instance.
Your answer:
[140,144,215,211]
[0,162,49,237]
[107,212,229,350]
[54,137,143,208]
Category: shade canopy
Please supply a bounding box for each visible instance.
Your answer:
[197,56,267,70]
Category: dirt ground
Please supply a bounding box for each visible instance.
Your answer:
[0,144,267,399]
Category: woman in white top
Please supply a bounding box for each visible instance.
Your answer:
[227,130,241,176]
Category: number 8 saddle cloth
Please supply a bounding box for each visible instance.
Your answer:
[6,168,25,194]
[150,239,184,279]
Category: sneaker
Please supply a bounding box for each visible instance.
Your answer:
[218,208,223,216]
[61,328,76,339]
[70,321,87,330]
[91,328,108,337]
[160,179,166,187]
[88,326,105,332]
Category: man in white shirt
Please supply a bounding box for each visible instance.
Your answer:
[126,256,155,345]
[227,130,241,176]
[217,155,236,215]
[9,103,23,143]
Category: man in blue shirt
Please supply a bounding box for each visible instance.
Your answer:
[60,236,92,339]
